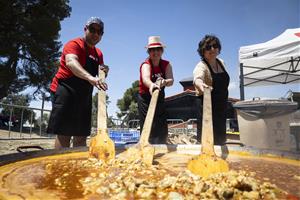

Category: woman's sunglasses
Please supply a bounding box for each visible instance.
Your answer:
[148,47,163,52]
[205,43,219,51]
[88,26,103,35]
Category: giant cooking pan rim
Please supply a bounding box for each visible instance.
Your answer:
[0,144,299,167]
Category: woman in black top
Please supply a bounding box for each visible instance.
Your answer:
[193,34,230,145]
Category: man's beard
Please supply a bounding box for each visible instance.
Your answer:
[86,37,99,46]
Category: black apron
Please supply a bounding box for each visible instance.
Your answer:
[47,43,99,136]
[138,60,168,144]
[197,59,230,145]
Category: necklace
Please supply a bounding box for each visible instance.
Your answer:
[209,60,219,73]
[215,62,220,73]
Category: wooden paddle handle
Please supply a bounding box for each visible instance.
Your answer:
[98,68,107,130]
[139,87,160,146]
[201,87,215,155]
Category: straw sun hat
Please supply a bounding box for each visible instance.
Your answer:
[145,36,166,49]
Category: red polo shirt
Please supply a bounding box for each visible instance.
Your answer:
[50,37,104,92]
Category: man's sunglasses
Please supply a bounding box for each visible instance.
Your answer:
[205,43,219,51]
[88,26,103,35]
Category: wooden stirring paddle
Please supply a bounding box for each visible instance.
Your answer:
[89,68,115,162]
[187,86,229,177]
[119,81,162,166]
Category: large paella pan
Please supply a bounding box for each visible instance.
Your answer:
[0,145,299,199]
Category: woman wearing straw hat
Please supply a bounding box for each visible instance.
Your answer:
[138,36,174,144]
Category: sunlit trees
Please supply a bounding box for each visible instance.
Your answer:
[117,80,139,123]
[0,0,71,99]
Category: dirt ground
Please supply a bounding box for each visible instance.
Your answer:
[0,130,56,156]
[0,129,201,156]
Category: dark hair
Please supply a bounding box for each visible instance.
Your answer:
[197,34,222,58]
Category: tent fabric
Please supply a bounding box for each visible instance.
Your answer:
[239,28,300,87]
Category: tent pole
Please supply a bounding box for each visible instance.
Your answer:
[239,63,245,100]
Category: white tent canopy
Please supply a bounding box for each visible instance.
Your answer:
[239,28,300,99]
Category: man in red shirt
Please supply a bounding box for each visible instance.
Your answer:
[47,17,108,149]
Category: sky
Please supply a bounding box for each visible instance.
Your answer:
[31,0,300,117]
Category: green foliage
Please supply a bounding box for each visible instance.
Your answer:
[117,80,139,121]
[91,92,110,127]
[0,0,71,99]
[35,112,49,130]
[107,116,116,128]
[0,94,36,126]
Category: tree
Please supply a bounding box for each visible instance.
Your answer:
[91,92,111,128]
[107,116,116,128]
[35,112,49,130]
[0,94,36,127]
[117,80,139,123]
[0,0,71,99]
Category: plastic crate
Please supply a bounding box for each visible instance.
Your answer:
[109,130,140,144]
